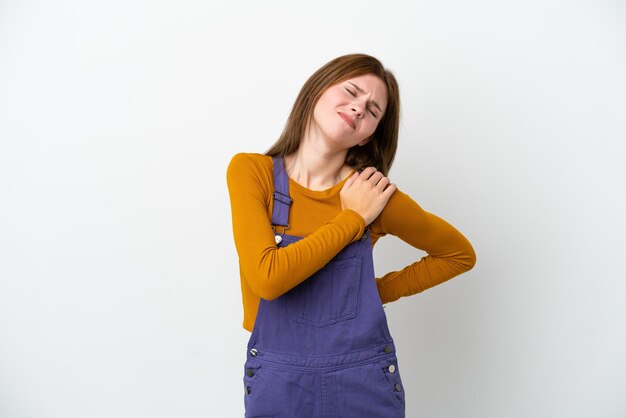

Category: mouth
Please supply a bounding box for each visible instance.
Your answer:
[338,112,356,129]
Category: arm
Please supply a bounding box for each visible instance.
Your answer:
[226,153,366,301]
[375,188,477,304]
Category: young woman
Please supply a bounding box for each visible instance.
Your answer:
[226,53,476,417]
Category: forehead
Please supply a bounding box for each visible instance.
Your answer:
[342,74,388,109]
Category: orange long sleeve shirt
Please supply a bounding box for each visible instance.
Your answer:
[226,152,477,332]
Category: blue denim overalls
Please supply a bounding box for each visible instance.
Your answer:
[243,156,406,417]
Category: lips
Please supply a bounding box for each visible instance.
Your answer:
[338,112,356,129]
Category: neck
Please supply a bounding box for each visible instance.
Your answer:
[283,139,352,191]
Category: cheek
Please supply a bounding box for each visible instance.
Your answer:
[315,95,341,121]
[312,102,327,122]
[322,89,344,106]
[365,120,380,135]
[314,95,333,115]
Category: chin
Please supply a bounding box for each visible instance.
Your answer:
[329,140,361,153]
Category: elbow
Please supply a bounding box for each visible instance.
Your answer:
[244,264,285,301]
[450,240,477,274]
[255,286,281,301]
[464,244,477,271]
[246,274,282,301]
[243,247,297,301]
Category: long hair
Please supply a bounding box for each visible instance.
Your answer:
[264,53,400,176]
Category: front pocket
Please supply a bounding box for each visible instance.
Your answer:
[375,356,406,414]
[242,359,266,400]
[280,255,362,327]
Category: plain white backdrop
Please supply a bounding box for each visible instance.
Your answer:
[1,0,625,417]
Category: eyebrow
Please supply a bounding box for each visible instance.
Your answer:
[347,81,383,113]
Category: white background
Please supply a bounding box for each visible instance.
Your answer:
[1,0,625,417]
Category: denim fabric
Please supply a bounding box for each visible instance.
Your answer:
[242,156,406,418]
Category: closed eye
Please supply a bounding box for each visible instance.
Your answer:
[345,88,378,118]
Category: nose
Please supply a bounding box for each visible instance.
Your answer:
[350,102,364,118]
[350,95,368,118]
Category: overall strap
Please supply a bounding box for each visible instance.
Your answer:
[271,156,292,227]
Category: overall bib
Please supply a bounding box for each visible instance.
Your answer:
[243,156,406,418]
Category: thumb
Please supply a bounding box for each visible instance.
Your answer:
[344,171,359,188]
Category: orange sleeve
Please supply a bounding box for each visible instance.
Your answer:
[374,189,477,304]
[226,153,367,301]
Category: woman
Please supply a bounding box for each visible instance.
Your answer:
[226,53,476,417]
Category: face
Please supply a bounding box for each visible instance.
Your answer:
[308,73,388,150]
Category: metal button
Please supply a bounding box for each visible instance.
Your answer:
[246,386,251,395]
[250,348,258,357]
[384,345,392,354]
[388,364,396,374]
[394,383,402,392]
[246,369,254,377]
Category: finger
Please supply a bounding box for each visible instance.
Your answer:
[344,171,359,187]
[376,176,390,190]
[359,166,377,180]
[383,183,397,196]
[366,171,384,185]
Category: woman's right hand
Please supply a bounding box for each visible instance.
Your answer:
[339,167,397,225]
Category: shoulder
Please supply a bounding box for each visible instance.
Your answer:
[226,152,275,196]
[227,152,274,179]
[227,152,272,171]
[371,185,427,233]
[382,185,424,212]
